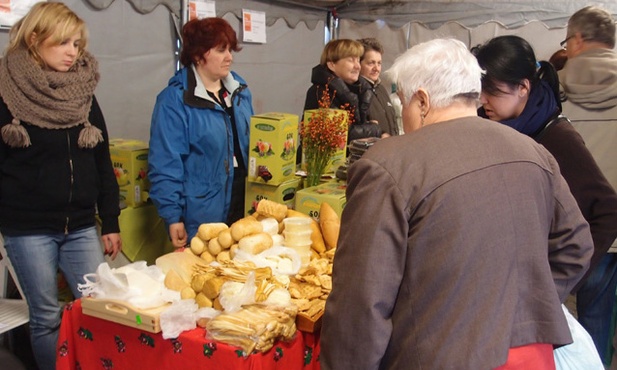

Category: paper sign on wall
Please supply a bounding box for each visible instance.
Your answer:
[0,0,44,29]
[188,0,215,21]
[242,9,266,44]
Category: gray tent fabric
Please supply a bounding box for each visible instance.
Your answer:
[83,0,617,29]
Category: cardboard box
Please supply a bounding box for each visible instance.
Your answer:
[294,180,346,221]
[245,177,302,216]
[301,109,349,175]
[248,113,299,186]
[109,139,150,207]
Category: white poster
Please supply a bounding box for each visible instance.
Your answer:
[0,0,44,29]
[242,9,266,44]
[187,0,215,22]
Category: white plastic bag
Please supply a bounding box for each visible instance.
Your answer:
[78,261,173,309]
[554,304,604,370]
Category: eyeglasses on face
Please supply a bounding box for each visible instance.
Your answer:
[560,36,573,49]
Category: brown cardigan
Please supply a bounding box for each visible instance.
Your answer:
[321,116,593,370]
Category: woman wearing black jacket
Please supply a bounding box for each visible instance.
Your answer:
[304,39,383,143]
[0,3,121,369]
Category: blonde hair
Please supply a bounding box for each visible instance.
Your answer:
[319,39,364,65]
[6,2,88,66]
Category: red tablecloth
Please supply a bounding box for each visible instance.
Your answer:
[56,299,321,370]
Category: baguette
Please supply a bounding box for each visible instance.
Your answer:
[319,202,340,250]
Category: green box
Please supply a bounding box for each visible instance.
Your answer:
[109,138,150,207]
[245,177,302,216]
[294,180,346,221]
[248,112,299,186]
[301,109,349,174]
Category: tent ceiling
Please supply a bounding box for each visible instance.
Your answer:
[84,0,617,29]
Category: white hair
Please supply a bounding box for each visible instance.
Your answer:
[385,38,482,108]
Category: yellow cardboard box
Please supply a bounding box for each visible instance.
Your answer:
[245,177,302,216]
[294,180,346,221]
[248,112,299,186]
[109,139,150,207]
[301,109,349,174]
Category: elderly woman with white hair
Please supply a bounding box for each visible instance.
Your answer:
[320,38,593,370]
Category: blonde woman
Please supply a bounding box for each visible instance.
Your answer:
[0,3,121,369]
[303,39,383,143]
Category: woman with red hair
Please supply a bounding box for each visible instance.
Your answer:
[149,18,254,248]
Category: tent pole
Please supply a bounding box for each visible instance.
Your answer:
[326,9,339,42]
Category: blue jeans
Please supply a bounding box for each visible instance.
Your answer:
[576,253,617,365]
[3,227,104,370]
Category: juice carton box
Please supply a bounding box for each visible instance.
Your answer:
[248,113,299,186]
[294,180,346,221]
[244,177,302,217]
[109,138,150,207]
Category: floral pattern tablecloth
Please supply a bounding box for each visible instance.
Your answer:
[57,299,321,370]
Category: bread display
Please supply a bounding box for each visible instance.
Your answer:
[156,197,340,350]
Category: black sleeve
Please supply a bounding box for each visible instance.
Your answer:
[90,96,120,234]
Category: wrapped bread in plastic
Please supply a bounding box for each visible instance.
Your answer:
[319,202,340,250]
[256,199,288,222]
[238,232,274,254]
[230,217,263,241]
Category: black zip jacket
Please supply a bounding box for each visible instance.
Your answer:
[0,96,120,236]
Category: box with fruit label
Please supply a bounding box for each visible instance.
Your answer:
[248,112,299,186]
[294,180,346,221]
[109,138,150,208]
[244,176,302,217]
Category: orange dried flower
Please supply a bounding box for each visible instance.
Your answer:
[301,85,350,186]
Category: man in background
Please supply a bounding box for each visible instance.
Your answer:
[559,5,617,365]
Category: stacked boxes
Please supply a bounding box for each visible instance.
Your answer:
[301,109,349,175]
[109,138,150,208]
[248,112,299,185]
[294,180,346,221]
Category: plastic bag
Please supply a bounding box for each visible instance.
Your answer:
[78,261,173,309]
[554,304,604,370]
[233,245,302,276]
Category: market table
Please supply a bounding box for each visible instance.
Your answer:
[56,299,321,370]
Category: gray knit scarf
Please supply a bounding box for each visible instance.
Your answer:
[0,48,103,148]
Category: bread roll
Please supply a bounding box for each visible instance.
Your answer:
[319,202,340,250]
[238,232,274,254]
[164,269,188,291]
[230,217,263,241]
[190,236,206,255]
[217,228,234,249]
[197,222,229,241]
[256,199,288,222]
[208,237,222,256]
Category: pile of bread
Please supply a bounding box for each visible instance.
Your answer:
[155,199,340,352]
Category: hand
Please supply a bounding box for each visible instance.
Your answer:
[381,133,391,138]
[169,222,188,249]
[101,233,122,260]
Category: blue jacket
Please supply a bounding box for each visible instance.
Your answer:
[148,67,253,239]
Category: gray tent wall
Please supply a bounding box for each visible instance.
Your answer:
[0,0,615,142]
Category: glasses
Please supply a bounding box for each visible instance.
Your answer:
[560,36,573,49]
